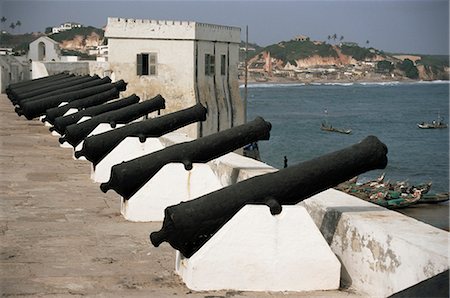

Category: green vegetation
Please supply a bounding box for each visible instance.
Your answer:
[397,59,419,79]
[0,32,42,52]
[239,40,263,61]
[340,45,375,61]
[50,26,104,42]
[260,40,338,65]
[376,60,394,73]
[416,55,448,69]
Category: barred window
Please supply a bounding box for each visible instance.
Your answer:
[221,55,226,75]
[137,53,157,76]
[205,54,215,76]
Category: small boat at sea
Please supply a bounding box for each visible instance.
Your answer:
[321,121,352,134]
[417,113,448,129]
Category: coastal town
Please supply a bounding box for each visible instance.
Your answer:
[1,21,449,91]
[239,34,449,84]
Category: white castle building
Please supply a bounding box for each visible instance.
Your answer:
[105,17,244,138]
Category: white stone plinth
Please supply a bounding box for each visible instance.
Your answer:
[300,188,450,297]
[92,136,165,183]
[121,162,223,222]
[175,205,341,292]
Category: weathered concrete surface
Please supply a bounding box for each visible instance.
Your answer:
[0,93,361,297]
[300,189,450,297]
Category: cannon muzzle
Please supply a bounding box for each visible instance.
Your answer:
[100,116,272,199]
[75,103,208,165]
[149,135,388,257]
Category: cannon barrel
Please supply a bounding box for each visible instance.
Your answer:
[75,103,208,165]
[50,94,140,134]
[6,72,71,95]
[15,80,127,120]
[149,135,388,257]
[12,74,95,104]
[16,75,109,105]
[100,116,272,200]
[43,85,120,125]
[59,94,166,147]
[9,74,80,102]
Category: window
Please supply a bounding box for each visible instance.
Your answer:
[221,55,226,75]
[137,53,157,76]
[205,54,215,76]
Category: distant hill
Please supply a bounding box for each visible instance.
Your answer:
[244,39,448,80]
[0,26,105,56]
[0,32,44,54]
[50,26,104,43]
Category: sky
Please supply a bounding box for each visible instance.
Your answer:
[0,0,449,55]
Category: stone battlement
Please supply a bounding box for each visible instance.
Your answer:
[106,17,240,43]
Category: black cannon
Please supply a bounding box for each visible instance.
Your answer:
[15,75,111,105]
[75,103,208,166]
[11,74,97,104]
[149,135,388,258]
[59,94,166,147]
[43,86,120,125]
[6,72,72,97]
[16,80,127,120]
[8,74,80,102]
[100,116,272,200]
[50,95,140,135]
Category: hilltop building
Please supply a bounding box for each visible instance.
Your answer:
[293,35,310,42]
[105,17,244,138]
[52,22,82,34]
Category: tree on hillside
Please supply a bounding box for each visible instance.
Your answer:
[332,33,337,43]
[15,20,21,33]
[340,35,344,42]
[9,22,15,33]
[1,16,6,31]
[377,60,394,73]
[398,59,419,79]
[366,40,370,46]
[327,35,331,43]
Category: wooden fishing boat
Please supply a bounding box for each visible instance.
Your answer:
[321,122,352,134]
[335,174,435,209]
[417,192,449,204]
[417,113,448,129]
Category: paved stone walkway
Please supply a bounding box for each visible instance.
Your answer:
[0,94,360,297]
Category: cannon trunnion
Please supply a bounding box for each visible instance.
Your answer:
[100,116,272,200]
[50,95,140,135]
[150,136,388,258]
[59,94,166,147]
[75,103,208,166]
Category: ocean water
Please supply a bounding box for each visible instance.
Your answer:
[243,81,449,194]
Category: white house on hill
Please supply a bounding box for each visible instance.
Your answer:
[105,17,244,138]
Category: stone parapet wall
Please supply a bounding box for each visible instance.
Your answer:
[105,17,240,43]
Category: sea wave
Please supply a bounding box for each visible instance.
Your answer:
[416,80,450,84]
[358,81,401,86]
[239,80,449,89]
[311,82,355,86]
[239,83,306,88]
